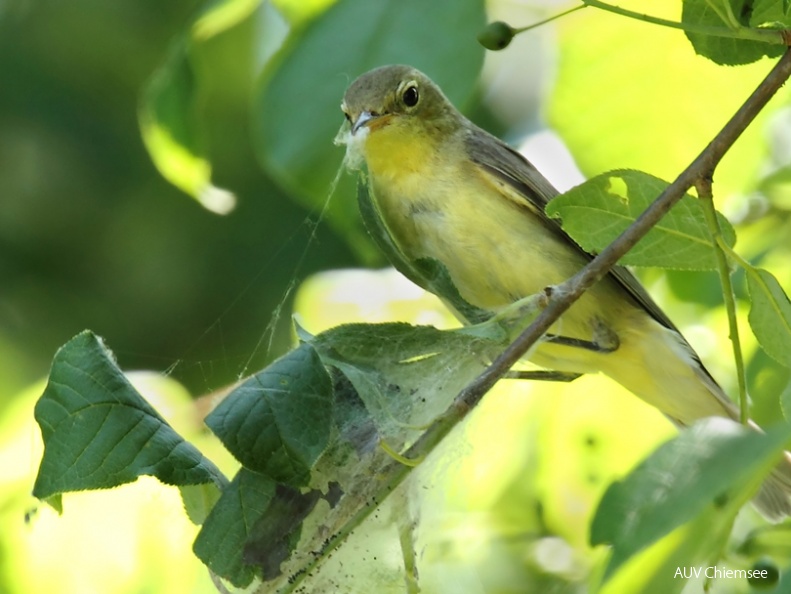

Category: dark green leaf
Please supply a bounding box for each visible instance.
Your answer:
[193,468,276,587]
[205,343,334,486]
[750,0,791,27]
[682,0,784,65]
[33,331,226,502]
[746,267,791,368]
[545,170,736,269]
[241,320,508,589]
[591,418,791,580]
[253,0,486,257]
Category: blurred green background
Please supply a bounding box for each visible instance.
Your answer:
[0,0,358,399]
[3,0,791,592]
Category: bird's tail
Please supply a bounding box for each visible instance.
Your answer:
[602,318,791,520]
[750,445,791,520]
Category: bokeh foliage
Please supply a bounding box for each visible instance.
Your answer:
[4,0,791,593]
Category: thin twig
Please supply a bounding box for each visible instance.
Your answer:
[513,5,587,35]
[696,177,748,424]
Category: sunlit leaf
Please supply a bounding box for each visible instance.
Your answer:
[139,38,236,215]
[591,418,791,580]
[180,482,223,525]
[682,0,784,65]
[749,0,791,27]
[193,468,275,587]
[272,0,336,25]
[599,507,730,594]
[545,170,735,269]
[140,0,261,215]
[33,331,226,503]
[745,267,791,368]
[193,0,263,40]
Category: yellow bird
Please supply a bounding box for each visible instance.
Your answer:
[338,64,791,519]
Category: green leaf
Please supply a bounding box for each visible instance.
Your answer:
[750,0,791,27]
[180,482,223,525]
[545,170,736,269]
[140,0,259,214]
[193,468,276,587]
[205,343,334,486]
[33,331,226,502]
[140,38,235,214]
[682,0,784,65]
[745,267,791,368]
[253,0,486,258]
[192,0,262,40]
[598,506,733,594]
[591,418,791,580]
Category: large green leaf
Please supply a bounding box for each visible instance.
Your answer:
[591,418,791,581]
[545,170,736,269]
[193,468,276,587]
[205,342,334,486]
[751,0,791,27]
[682,0,785,65]
[253,0,486,257]
[746,266,791,368]
[33,331,226,506]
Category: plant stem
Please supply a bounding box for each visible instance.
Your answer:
[513,5,587,35]
[696,178,749,424]
[582,0,786,44]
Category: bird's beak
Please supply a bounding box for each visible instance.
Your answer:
[352,110,376,135]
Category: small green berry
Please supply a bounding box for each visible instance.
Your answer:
[747,558,780,589]
[477,21,516,51]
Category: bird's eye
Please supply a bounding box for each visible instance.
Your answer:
[402,84,419,108]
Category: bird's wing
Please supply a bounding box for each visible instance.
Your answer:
[464,126,681,334]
